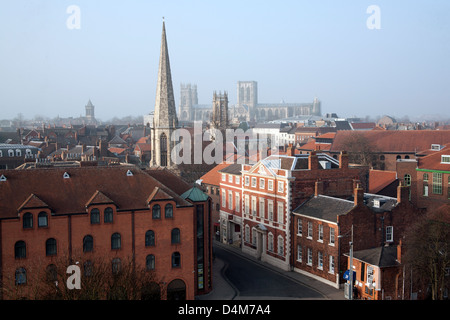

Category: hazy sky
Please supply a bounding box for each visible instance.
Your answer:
[1,0,450,121]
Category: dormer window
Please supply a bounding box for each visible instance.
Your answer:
[126,170,133,177]
[63,172,70,179]
[373,199,380,208]
[441,155,450,164]
[0,174,6,182]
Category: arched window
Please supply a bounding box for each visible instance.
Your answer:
[46,238,57,256]
[15,268,27,285]
[152,205,161,219]
[172,252,181,268]
[404,174,411,186]
[15,241,26,259]
[111,233,121,250]
[396,155,401,160]
[90,208,100,224]
[145,230,155,247]
[146,254,155,271]
[23,212,33,229]
[171,228,180,244]
[38,212,48,227]
[83,235,94,252]
[104,207,113,223]
[278,236,284,256]
[380,155,385,161]
[160,133,167,166]
[165,203,173,218]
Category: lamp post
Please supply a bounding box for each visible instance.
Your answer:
[339,224,354,300]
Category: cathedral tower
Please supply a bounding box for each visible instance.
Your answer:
[152,20,179,167]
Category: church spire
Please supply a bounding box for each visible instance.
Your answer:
[153,20,178,129]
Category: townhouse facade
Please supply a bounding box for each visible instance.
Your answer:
[0,165,212,300]
[293,182,423,297]
[218,150,367,272]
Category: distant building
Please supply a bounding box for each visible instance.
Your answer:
[0,144,40,169]
[179,81,321,123]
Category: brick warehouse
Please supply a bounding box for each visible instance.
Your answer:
[0,165,212,300]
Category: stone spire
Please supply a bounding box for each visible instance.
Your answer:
[153,20,178,129]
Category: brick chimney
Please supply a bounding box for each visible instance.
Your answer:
[397,239,403,263]
[354,183,364,206]
[339,151,349,169]
[397,181,410,204]
[315,180,324,197]
[286,143,294,156]
[308,151,319,170]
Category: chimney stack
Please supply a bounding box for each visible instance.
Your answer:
[308,151,319,170]
[339,151,349,169]
[354,183,364,206]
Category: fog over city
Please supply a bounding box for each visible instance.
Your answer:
[1,0,449,122]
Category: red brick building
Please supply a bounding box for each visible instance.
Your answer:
[0,165,212,300]
[396,143,450,212]
[330,130,450,171]
[293,183,423,297]
[236,151,366,271]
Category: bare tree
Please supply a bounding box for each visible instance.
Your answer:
[404,205,450,300]
[2,255,158,300]
[339,132,382,169]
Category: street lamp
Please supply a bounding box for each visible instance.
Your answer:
[339,224,354,300]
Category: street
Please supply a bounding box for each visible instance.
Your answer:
[214,244,327,300]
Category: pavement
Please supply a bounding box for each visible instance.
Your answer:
[197,240,346,300]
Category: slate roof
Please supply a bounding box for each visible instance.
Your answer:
[293,195,355,223]
[349,246,400,268]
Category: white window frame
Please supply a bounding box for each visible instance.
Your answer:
[277,236,284,256]
[329,227,335,246]
[251,196,257,216]
[278,181,284,193]
[268,180,273,191]
[297,219,302,236]
[386,226,394,242]
[297,245,302,262]
[228,174,233,183]
[318,224,323,242]
[259,178,265,189]
[228,191,233,210]
[329,256,335,274]
[222,174,226,182]
[277,203,284,224]
[235,193,240,212]
[251,177,257,188]
[235,176,240,185]
[307,248,313,266]
[268,233,274,252]
[318,251,323,270]
[268,201,274,221]
[245,176,249,186]
[222,189,227,207]
[307,221,313,239]
[259,198,265,218]
[244,196,249,215]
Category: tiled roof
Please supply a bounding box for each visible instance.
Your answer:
[330,130,450,153]
[199,162,232,186]
[369,170,397,194]
[418,143,450,171]
[0,166,191,219]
